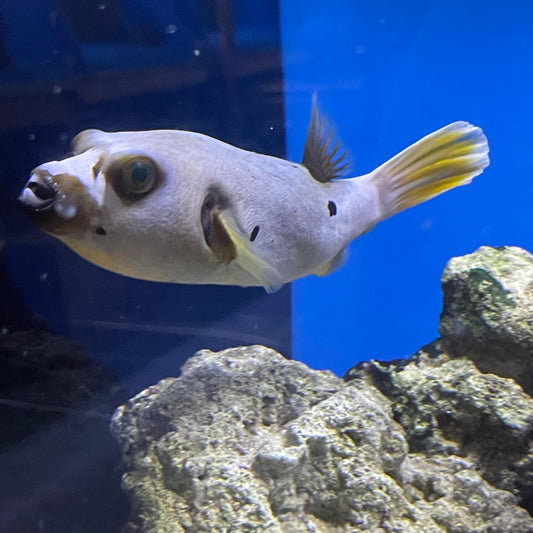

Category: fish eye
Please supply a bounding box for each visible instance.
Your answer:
[123,160,155,193]
[110,156,159,199]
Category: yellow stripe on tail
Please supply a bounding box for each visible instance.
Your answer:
[372,121,489,217]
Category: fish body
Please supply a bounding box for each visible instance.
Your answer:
[19,101,489,292]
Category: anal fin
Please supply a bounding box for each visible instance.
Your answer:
[314,246,349,277]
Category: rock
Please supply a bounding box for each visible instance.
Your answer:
[111,247,533,532]
[112,345,416,533]
[111,346,347,533]
[400,454,532,533]
[439,245,533,394]
[346,343,533,518]
[112,347,533,532]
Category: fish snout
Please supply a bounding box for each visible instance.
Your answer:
[19,172,58,212]
[18,168,97,235]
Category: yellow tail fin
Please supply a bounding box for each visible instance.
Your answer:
[373,121,489,217]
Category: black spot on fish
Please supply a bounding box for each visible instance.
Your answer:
[328,201,337,216]
[95,226,106,235]
[250,225,260,242]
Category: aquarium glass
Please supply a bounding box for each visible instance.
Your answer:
[1,0,532,531]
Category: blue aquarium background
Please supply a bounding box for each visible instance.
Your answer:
[282,0,533,374]
[0,1,532,532]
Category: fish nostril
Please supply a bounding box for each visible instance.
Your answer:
[27,180,57,201]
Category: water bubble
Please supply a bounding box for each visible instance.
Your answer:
[52,85,62,95]
[193,49,201,57]
[166,24,177,35]
[27,133,36,141]
[39,272,48,282]
[97,3,107,10]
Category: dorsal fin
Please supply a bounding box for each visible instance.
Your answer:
[301,95,350,183]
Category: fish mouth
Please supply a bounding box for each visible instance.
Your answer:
[18,172,59,212]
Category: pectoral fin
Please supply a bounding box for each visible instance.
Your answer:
[211,211,284,293]
[208,211,236,263]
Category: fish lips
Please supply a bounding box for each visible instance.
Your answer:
[19,171,96,236]
[19,171,59,212]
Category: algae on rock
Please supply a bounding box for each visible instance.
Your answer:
[439,245,533,393]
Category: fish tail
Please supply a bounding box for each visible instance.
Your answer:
[371,121,489,218]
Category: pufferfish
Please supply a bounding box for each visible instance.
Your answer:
[18,100,489,293]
